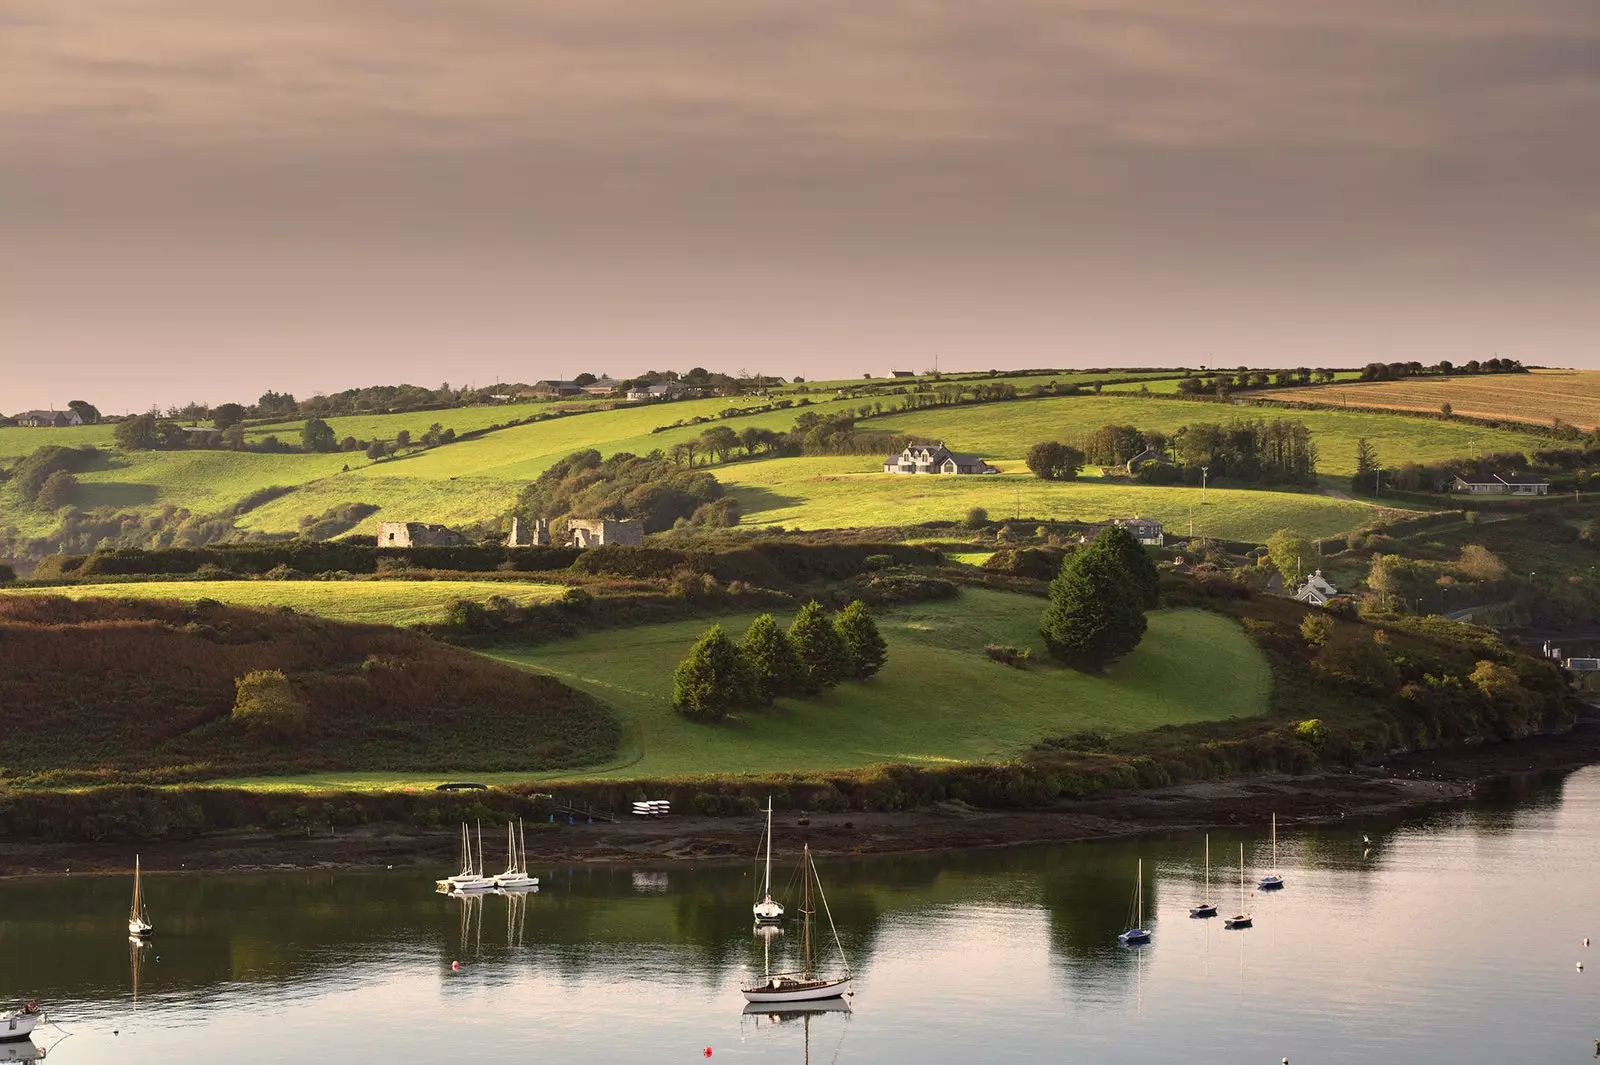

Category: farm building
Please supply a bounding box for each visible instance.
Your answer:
[581,377,622,395]
[626,382,687,402]
[377,521,466,548]
[1081,518,1166,546]
[1124,448,1177,475]
[882,443,998,475]
[1450,473,1549,496]
[1293,570,1339,605]
[524,380,584,398]
[567,517,644,548]
[890,370,916,379]
[13,409,84,428]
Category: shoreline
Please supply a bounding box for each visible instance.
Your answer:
[5,721,1599,879]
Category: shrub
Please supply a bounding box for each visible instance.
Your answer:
[672,624,753,721]
[834,600,888,679]
[1294,718,1327,748]
[0,563,14,583]
[984,644,1032,668]
[964,507,989,530]
[788,601,853,692]
[232,670,309,739]
[1025,441,1084,481]
[1299,613,1333,647]
[35,469,79,510]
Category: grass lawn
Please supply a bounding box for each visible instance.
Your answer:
[2,578,566,627]
[716,457,1413,541]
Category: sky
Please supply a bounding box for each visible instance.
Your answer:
[3,0,1598,413]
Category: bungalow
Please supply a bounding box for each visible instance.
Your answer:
[890,370,916,379]
[882,442,998,475]
[14,409,84,428]
[1451,473,1550,496]
[1294,570,1339,605]
[626,381,687,402]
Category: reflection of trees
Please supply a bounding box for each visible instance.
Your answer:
[1034,841,1153,999]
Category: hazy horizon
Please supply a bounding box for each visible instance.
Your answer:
[4,1,1597,413]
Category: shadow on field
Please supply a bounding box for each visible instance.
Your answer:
[75,481,159,508]
[729,484,802,520]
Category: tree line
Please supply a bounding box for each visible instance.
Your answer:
[673,601,888,720]
[1025,417,1319,486]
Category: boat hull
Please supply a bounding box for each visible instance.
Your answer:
[1224,916,1253,929]
[128,921,153,937]
[1189,904,1218,918]
[1118,929,1151,945]
[1258,877,1284,890]
[0,1014,40,1043]
[741,977,850,1003]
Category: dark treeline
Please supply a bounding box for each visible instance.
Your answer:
[1356,358,1525,382]
[1060,417,1319,487]
[515,449,737,534]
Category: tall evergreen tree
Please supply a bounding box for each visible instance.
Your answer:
[1094,525,1161,609]
[787,601,852,692]
[672,624,751,721]
[740,614,802,704]
[834,600,888,679]
[1352,437,1380,496]
[1041,544,1148,670]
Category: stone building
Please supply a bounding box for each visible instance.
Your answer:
[376,521,466,548]
[566,517,644,548]
[506,517,551,547]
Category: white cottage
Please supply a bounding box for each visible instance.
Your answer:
[882,442,997,475]
[1294,570,1339,605]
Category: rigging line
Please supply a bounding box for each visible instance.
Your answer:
[807,850,851,975]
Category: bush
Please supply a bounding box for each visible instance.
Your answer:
[834,600,888,679]
[673,624,753,721]
[232,670,309,739]
[0,563,14,583]
[35,469,79,510]
[1294,718,1327,747]
[984,644,1032,668]
[964,507,989,530]
[1299,613,1333,647]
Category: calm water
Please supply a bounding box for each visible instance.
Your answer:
[5,769,1600,1064]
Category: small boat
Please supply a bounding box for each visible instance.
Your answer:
[436,822,493,893]
[491,820,539,891]
[128,855,153,938]
[1189,834,1218,918]
[1118,859,1152,945]
[0,1002,43,1045]
[753,796,785,926]
[742,844,851,1003]
[1224,843,1254,929]
[1258,814,1285,890]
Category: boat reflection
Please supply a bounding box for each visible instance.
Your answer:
[0,1040,44,1062]
[742,1000,851,1064]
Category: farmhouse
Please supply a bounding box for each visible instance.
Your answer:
[1079,517,1166,546]
[581,377,622,396]
[567,517,644,548]
[525,380,584,398]
[882,442,998,475]
[1124,448,1177,475]
[376,521,466,548]
[1451,473,1550,496]
[627,381,687,402]
[13,409,84,428]
[1294,570,1339,605]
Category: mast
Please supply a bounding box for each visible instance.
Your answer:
[1239,843,1246,909]
[1137,859,1143,929]
[1205,835,1211,898]
[518,819,527,876]
[802,843,813,979]
[131,855,141,922]
[763,796,774,899]
[1271,814,1278,871]
[476,821,484,877]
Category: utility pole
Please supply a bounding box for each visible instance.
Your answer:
[1201,466,1209,505]
[1015,486,1021,521]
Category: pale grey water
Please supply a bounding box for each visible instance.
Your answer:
[4,768,1600,1063]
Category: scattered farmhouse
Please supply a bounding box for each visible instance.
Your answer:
[1078,517,1166,546]
[1294,570,1339,605]
[376,521,466,548]
[13,409,84,428]
[567,517,644,548]
[626,381,687,402]
[1451,473,1550,496]
[581,377,622,396]
[882,442,998,475]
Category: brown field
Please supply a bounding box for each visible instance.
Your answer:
[1282,370,1600,430]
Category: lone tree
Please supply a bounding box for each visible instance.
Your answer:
[673,624,751,721]
[1265,528,1312,586]
[1025,441,1085,481]
[302,417,337,453]
[1041,542,1149,670]
[66,399,101,424]
[834,600,888,679]
[1352,437,1380,496]
[1095,525,1161,609]
[233,669,309,739]
[787,601,853,692]
[113,413,160,451]
[740,614,802,704]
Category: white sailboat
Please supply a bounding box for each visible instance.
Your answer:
[742,844,851,1003]
[1118,859,1152,945]
[492,819,539,891]
[436,822,493,893]
[1190,834,1218,918]
[128,855,153,937]
[753,796,785,925]
[1258,814,1285,890]
[0,1001,43,1045]
[1224,843,1254,929]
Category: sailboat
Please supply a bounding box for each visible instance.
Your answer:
[1224,843,1254,929]
[742,844,851,1003]
[436,822,493,893]
[0,1001,43,1046]
[1118,859,1152,945]
[128,855,153,937]
[1189,835,1218,918]
[753,796,785,925]
[1258,814,1285,890]
[492,819,539,891]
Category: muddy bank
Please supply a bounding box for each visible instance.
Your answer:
[6,719,1600,879]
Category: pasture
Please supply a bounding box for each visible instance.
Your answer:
[3,578,566,627]
[1281,370,1600,431]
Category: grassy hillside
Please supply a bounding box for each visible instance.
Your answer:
[1281,370,1600,431]
[717,457,1410,541]
[0,597,619,784]
[1,578,567,627]
[487,589,1273,779]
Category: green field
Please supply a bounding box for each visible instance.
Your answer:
[717,457,1410,541]
[2,579,566,626]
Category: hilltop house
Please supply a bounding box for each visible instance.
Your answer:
[14,409,84,428]
[882,442,998,475]
[626,381,687,402]
[1451,473,1550,496]
[1294,570,1339,605]
[581,377,622,396]
[376,521,465,548]
[567,517,644,548]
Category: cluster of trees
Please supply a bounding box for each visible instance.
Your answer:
[1176,368,1334,395]
[662,413,931,468]
[1041,526,1160,670]
[1357,358,1524,382]
[1038,418,1318,486]
[515,449,734,534]
[4,446,98,512]
[1025,441,1086,481]
[672,601,888,721]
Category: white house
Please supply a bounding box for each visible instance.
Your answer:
[882,442,997,475]
[1294,570,1339,605]
[1451,473,1550,496]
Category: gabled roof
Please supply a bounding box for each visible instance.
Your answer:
[1495,473,1548,485]
[943,452,988,466]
